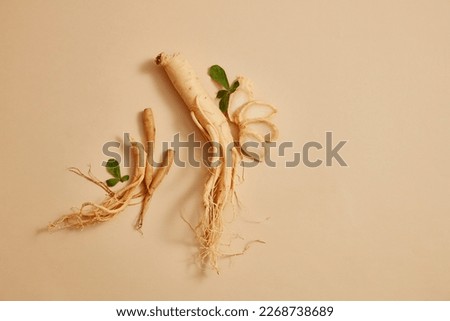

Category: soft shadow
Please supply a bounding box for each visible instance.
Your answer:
[35,226,49,235]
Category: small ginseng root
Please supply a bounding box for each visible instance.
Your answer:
[48,108,173,232]
[156,52,279,272]
[135,108,174,232]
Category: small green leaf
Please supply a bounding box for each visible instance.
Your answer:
[120,175,129,182]
[106,178,120,187]
[208,64,240,117]
[230,80,240,93]
[105,158,121,178]
[105,158,119,168]
[216,89,228,99]
[219,93,230,113]
[107,166,121,179]
[208,65,230,89]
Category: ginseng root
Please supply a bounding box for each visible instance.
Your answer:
[135,108,174,231]
[157,52,242,271]
[48,108,173,231]
[48,145,145,230]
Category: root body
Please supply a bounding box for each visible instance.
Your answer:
[157,52,241,270]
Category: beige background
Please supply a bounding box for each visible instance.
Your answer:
[1,0,449,300]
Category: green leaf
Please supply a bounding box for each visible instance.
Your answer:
[106,177,120,187]
[105,158,121,178]
[219,93,230,113]
[120,175,129,182]
[230,80,240,93]
[216,89,228,99]
[208,64,240,117]
[208,65,230,89]
[105,158,119,168]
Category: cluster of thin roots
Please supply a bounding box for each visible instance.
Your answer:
[48,108,173,232]
[229,76,279,161]
[195,86,278,271]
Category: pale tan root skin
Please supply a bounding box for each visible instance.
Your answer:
[135,108,175,231]
[48,108,173,231]
[157,52,242,271]
[136,148,174,231]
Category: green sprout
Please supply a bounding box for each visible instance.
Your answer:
[208,64,239,114]
[104,159,129,187]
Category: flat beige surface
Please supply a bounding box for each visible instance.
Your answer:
[1,0,449,300]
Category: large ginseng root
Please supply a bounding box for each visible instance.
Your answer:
[48,108,173,231]
[156,53,242,271]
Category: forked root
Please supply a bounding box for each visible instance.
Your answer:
[136,149,174,231]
